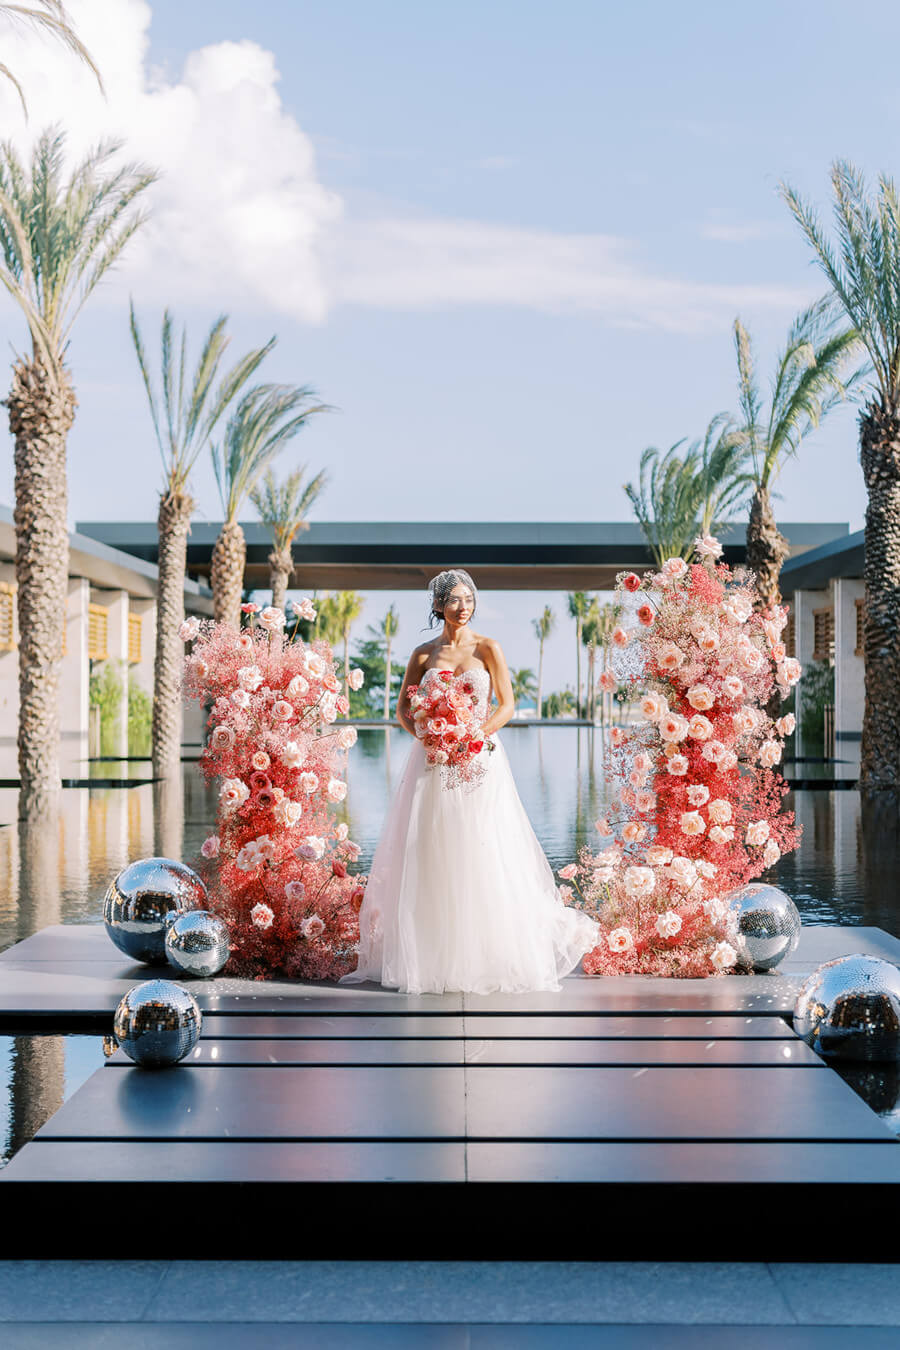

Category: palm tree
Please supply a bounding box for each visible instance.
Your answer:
[0,2,103,116]
[733,304,860,609]
[531,604,555,726]
[313,593,343,648]
[567,592,592,718]
[780,161,900,793]
[581,600,602,723]
[593,600,623,724]
[332,591,365,692]
[129,305,277,777]
[373,604,399,720]
[625,414,750,566]
[250,464,329,610]
[210,385,328,625]
[0,129,155,814]
[509,666,537,713]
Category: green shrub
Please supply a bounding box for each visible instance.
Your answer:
[89,661,123,757]
[128,673,152,757]
[799,659,834,753]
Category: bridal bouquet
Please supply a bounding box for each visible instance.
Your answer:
[560,537,802,977]
[407,671,493,789]
[181,601,366,980]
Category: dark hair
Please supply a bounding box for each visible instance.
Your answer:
[427,569,478,628]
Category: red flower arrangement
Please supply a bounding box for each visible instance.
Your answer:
[561,538,802,977]
[406,672,491,788]
[181,602,366,980]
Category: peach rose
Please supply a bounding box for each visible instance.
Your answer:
[660,713,689,743]
[598,669,618,693]
[661,557,688,578]
[607,927,635,953]
[680,810,706,836]
[776,713,796,737]
[623,865,655,898]
[701,740,728,765]
[686,784,710,806]
[687,683,714,711]
[666,754,689,776]
[708,824,735,845]
[746,820,770,846]
[622,821,647,843]
[658,643,686,671]
[646,845,673,867]
[656,910,683,939]
[722,675,744,700]
[687,714,713,741]
[711,941,737,971]
[636,790,656,813]
[708,798,732,824]
[640,691,668,722]
[758,740,782,768]
[666,856,697,888]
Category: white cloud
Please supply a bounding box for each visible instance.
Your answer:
[700,219,786,243]
[0,1,811,334]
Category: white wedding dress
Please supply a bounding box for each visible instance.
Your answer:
[340,667,601,994]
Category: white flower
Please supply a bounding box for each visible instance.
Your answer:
[251,750,271,771]
[680,810,706,836]
[236,842,262,872]
[220,777,250,810]
[607,926,634,953]
[763,838,781,867]
[711,940,738,972]
[746,820,770,846]
[722,675,744,700]
[272,700,294,721]
[259,606,286,631]
[303,651,325,678]
[666,754,689,776]
[250,902,274,930]
[687,714,713,741]
[776,713,796,737]
[273,797,304,827]
[287,674,310,699]
[701,740,728,765]
[708,824,735,845]
[299,772,319,795]
[777,658,802,687]
[708,799,732,824]
[320,693,338,723]
[326,778,348,803]
[282,741,306,770]
[237,665,264,692]
[759,740,782,768]
[694,534,723,559]
[646,845,674,867]
[179,617,200,642]
[295,835,325,861]
[291,597,318,621]
[284,880,306,902]
[665,856,697,889]
[348,668,365,691]
[661,556,688,578]
[230,688,251,710]
[301,914,326,939]
[695,859,717,878]
[335,822,349,841]
[338,726,358,749]
[623,865,655,899]
[702,897,727,923]
[686,683,714,711]
[656,910,683,939]
[686,784,710,807]
[640,691,668,722]
[660,713,690,743]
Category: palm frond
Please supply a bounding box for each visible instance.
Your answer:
[212,383,329,522]
[0,2,105,110]
[250,463,329,553]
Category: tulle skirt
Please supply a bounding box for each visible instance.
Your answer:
[340,734,601,995]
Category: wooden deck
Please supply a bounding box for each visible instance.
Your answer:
[2,922,900,1259]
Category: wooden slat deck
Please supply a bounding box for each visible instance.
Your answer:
[2,922,900,1259]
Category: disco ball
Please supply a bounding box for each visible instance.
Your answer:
[793,954,900,1062]
[103,857,207,964]
[725,882,801,971]
[113,979,202,1068]
[165,909,231,978]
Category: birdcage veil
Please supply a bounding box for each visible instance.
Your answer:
[427,569,478,627]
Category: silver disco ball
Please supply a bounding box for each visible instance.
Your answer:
[725,882,801,971]
[103,857,207,964]
[793,954,900,1062]
[165,909,231,978]
[113,979,202,1068]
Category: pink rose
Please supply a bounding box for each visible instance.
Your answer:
[250,903,274,930]
[612,627,630,648]
[636,789,656,813]
[666,754,689,776]
[661,557,688,578]
[610,727,626,748]
[708,798,732,824]
[595,817,612,836]
[178,617,200,642]
[640,692,667,722]
[301,914,326,940]
[348,668,365,691]
[646,845,673,867]
[622,821,646,843]
[326,778,348,802]
[656,910,683,939]
[778,658,802,686]
[200,835,220,859]
[763,838,781,867]
[776,713,796,737]
[272,700,294,721]
[637,604,654,626]
[284,880,306,902]
[241,602,260,614]
[598,669,618,693]
[701,740,728,765]
[746,820,770,846]
[607,927,634,953]
[686,784,710,807]
[558,864,579,880]
[210,725,235,752]
[758,740,782,768]
[660,713,689,743]
[680,810,706,836]
[708,824,735,845]
[623,866,655,898]
[687,714,713,741]
[260,607,286,631]
[658,643,686,672]
[686,683,714,711]
[694,534,723,559]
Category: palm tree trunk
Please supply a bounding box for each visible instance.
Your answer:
[859,404,900,794]
[575,619,582,718]
[383,631,392,721]
[211,519,246,626]
[153,490,193,778]
[746,483,790,610]
[6,358,76,818]
[343,623,351,693]
[587,645,595,722]
[268,547,292,611]
[537,638,544,721]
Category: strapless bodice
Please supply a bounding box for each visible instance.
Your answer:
[420,666,491,714]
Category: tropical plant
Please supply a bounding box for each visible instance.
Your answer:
[592,600,623,724]
[313,593,343,646]
[0,129,155,813]
[543,687,576,718]
[779,160,900,793]
[509,666,537,712]
[531,604,555,725]
[127,673,152,757]
[624,414,750,567]
[733,304,860,609]
[315,591,364,689]
[351,634,405,720]
[249,463,329,610]
[210,384,327,625]
[89,660,122,757]
[567,592,592,718]
[130,303,276,777]
[372,604,399,720]
[0,1,102,116]
[581,599,604,723]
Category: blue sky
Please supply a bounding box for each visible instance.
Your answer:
[0,0,894,691]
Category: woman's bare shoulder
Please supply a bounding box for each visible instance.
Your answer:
[406,641,437,671]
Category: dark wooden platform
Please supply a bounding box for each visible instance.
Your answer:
[2,922,900,1259]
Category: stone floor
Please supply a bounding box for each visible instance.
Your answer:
[0,1262,896,1345]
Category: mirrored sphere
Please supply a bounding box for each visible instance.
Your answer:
[165,910,231,978]
[793,954,900,1062]
[103,857,207,964]
[113,979,202,1068]
[725,883,801,971]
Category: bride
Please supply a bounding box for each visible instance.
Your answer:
[340,569,600,995]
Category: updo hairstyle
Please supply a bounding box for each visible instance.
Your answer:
[427,568,478,628]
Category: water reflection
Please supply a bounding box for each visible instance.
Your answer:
[833,1062,900,1136]
[1,730,899,954]
[1,1034,103,1167]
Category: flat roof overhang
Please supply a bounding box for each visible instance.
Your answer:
[76,521,851,592]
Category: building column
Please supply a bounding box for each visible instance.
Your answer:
[792,587,829,755]
[833,577,864,769]
[60,577,89,770]
[104,590,130,758]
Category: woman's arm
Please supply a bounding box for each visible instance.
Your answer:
[395,646,430,736]
[479,638,515,737]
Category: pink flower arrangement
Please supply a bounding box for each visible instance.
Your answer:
[565,540,801,977]
[183,603,367,981]
[406,673,490,787]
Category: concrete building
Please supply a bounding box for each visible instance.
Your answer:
[0,505,213,775]
[780,530,865,761]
